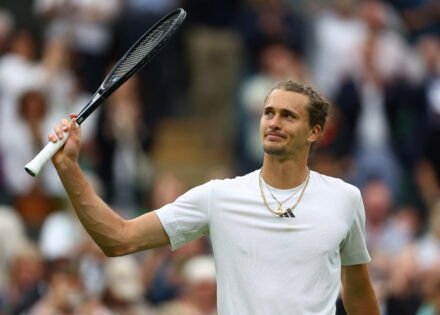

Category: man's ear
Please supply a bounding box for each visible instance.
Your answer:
[308,125,322,143]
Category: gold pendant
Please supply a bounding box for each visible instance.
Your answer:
[275,205,285,215]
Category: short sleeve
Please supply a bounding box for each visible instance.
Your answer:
[340,191,371,265]
[155,181,212,250]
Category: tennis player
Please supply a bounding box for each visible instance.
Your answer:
[49,80,379,315]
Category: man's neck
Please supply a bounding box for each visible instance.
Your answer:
[261,156,310,189]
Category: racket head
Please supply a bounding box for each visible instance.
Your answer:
[25,8,186,177]
[102,8,186,93]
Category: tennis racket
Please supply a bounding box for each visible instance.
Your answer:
[25,8,186,176]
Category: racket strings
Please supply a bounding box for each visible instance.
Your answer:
[106,14,180,86]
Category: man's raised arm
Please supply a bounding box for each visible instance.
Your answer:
[50,116,170,257]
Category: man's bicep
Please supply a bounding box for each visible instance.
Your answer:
[124,211,171,253]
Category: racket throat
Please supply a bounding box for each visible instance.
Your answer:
[76,91,105,125]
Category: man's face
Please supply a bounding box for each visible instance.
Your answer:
[260,89,319,159]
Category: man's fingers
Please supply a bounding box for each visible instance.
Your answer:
[51,116,76,142]
[70,118,78,129]
[48,134,57,143]
[54,125,64,140]
[48,114,80,145]
[61,118,69,132]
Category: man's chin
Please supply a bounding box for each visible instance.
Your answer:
[263,145,285,156]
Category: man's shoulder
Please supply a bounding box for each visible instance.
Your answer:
[211,169,258,183]
[311,171,361,197]
[209,169,259,190]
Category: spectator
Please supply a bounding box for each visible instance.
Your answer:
[38,203,83,262]
[103,256,157,315]
[6,241,44,315]
[158,255,217,315]
[95,75,155,213]
[331,1,424,198]
[38,34,96,144]
[310,0,364,98]
[0,205,27,305]
[145,237,210,306]
[0,9,14,55]
[412,200,440,270]
[417,263,440,315]
[39,204,111,313]
[26,257,84,315]
[2,90,62,238]
[415,35,440,207]
[363,179,395,254]
[113,0,180,119]
[0,28,45,155]
[386,0,440,41]
[385,246,422,315]
[383,200,440,314]
[34,0,122,93]
[237,0,306,72]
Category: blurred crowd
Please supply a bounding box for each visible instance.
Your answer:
[0,0,439,314]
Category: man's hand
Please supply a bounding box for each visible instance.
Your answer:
[49,113,81,169]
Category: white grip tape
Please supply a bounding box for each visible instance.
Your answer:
[24,130,69,176]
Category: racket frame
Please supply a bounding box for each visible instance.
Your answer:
[24,8,186,176]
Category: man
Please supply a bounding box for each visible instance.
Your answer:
[49,80,379,314]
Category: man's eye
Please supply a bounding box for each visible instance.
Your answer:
[264,111,274,117]
[285,112,296,119]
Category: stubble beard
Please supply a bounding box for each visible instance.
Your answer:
[263,143,287,157]
[263,140,303,161]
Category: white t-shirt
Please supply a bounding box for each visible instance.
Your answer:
[156,170,370,315]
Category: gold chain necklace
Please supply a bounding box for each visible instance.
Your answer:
[258,170,310,217]
[264,176,306,205]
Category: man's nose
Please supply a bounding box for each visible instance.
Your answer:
[269,114,281,129]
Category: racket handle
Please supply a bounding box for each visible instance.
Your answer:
[24,130,69,177]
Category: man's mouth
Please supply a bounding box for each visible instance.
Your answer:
[265,132,286,140]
